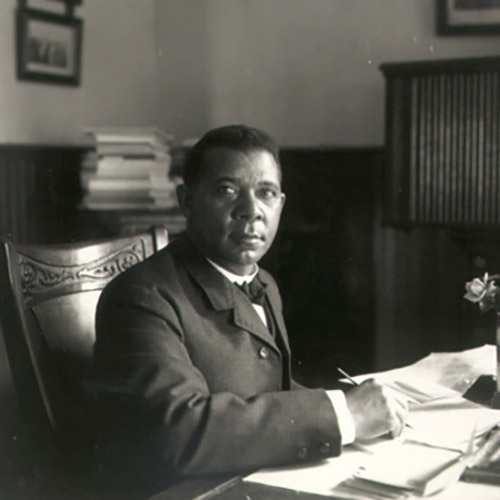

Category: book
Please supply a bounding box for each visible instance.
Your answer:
[82,170,150,188]
[82,199,156,210]
[83,190,155,201]
[96,143,171,157]
[83,161,170,178]
[153,199,178,209]
[85,126,173,147]
[93,155,170,167]
[352,440,464,496]
[99,164,169,179]
[462,426,500,486]
[83,184,175,198]
[86,177,153,191]
[83,151,170,168]
[83,152,170,170]
[82,198,179,211]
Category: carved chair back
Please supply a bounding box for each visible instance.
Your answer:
[0,226,168,463]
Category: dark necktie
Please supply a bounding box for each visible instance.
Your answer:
[236,277,267,306]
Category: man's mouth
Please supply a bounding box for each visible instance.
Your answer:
[232,233,265,246]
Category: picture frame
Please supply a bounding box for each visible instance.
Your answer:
[437,0,500,35]
[16,8,83,86]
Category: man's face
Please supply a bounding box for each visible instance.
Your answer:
[178,147,285,275]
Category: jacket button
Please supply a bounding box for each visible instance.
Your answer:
[297,447,308,460]
[320,442,332,455]
[258,347,270,359]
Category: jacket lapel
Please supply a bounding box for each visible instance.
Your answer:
[178,239,281,353]
[257,271,291,356]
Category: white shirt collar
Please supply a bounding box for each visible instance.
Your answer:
[206,258,259,285]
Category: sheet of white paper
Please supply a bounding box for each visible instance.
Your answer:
[348,344,496,396]
[431,479,500,500]
[406,395,500,449]
[245,447,369,497]
[385,375,460,403]
[355,441,461,491]
[407,344,496,392]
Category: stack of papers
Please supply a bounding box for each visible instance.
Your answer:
[406,395,500,449]
[349,344,496,396]
[245,345,500,499]
[351,441,465,496]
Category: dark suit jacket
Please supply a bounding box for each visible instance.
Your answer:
[92,237,341,494]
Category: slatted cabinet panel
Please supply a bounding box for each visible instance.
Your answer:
[381,56,500,228]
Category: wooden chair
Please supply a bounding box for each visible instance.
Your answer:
[0,226,169,499]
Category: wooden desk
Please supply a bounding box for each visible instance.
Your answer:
[152,471,500,500]
[151,472,500,500]
[150,475,336,499]
[151,375,500,499]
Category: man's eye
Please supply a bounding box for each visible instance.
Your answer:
[216,185,237,196]
[259,188,279,200]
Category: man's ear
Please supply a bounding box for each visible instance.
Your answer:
[176,184,192,217]
[280,192,286,208]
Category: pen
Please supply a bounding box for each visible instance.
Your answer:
[337,366,414,430]
[337,367,360,386]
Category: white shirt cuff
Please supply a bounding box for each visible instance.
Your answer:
[326,390,356,445]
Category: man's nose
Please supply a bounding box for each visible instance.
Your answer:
[234,191,263,221]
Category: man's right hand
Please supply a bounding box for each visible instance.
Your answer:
[344,378,409,441]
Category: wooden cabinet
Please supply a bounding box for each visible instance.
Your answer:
[0,145,186,244]
[375,56,500,370]
[77,208,186,240]
[381,56,500,229]
[0,145,85,244]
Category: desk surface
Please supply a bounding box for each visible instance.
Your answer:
[153,473,500,500]
[152,475,340,500]
[151,350,500,499]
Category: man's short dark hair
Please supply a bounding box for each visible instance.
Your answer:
[183,124,281,188]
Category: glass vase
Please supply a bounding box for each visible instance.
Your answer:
[491,312,500,409]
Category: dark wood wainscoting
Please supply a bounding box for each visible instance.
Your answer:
[0,144,385,389]
[0,144,87,498]
[262,147,384,387]
[374,224,499,371]
[0,145,86,244]
[0,143,490,387]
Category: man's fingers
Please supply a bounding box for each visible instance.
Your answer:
[388,408,406,438]
[382,386,409,439]
[385,386,411,410]
[389,423,403,439]
[393,396,409,424]
[347,380,412,441]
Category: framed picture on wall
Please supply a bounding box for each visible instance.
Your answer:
[16,8,83,86]
[437,0,500,34]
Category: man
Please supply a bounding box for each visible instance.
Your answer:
[92,124,408,497]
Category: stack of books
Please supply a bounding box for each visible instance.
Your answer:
[81,126,179,210]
